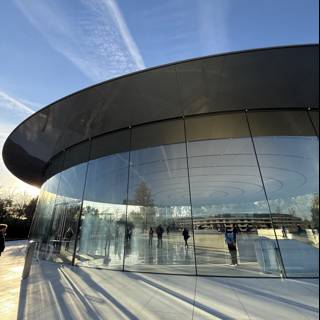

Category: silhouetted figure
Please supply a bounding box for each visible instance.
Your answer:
[149,227,154,246]
[225,226,238,266]
[182,228,190,247]
[156,225,164,247]
[282,225,287,238]
[232,224,239,239]
[125,227,132,242]
[296,224,303,234]
[0,224,8,256]
[115,224,120,240]
[64,227,74,251]
[166,226,170,236]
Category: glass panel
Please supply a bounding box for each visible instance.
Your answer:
[30,174,61,260]
[75,130,130,269]
[46,162,87,264]
[248,110,319,277]
[186,113,282,277]
[125,120,196,274]
[76,151,129,270]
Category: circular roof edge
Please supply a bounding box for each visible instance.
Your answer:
[3,44,319,186]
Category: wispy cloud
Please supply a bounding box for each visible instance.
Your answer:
[0,91,37,193]
[14,0,145,82]
[196,1,231,52]
[122,0,231,64]
[0,91,34,116]
[101,0,145,69]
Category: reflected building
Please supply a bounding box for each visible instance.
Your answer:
[3,45,319,278]
[182,213,305,231]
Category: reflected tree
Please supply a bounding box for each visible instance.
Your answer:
[133,181,155,231]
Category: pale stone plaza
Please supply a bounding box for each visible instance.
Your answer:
[0,241,319,319]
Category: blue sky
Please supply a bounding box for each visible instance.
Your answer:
[0,0,319,195]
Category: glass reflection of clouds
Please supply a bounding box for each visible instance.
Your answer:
[255,136,319,217]
[129,144,190,207]
[126,130,196,274]
[188,137,268,211]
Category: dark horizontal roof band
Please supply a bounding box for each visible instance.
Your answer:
[2,45,319,186]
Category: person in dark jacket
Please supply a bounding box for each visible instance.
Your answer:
[182,228,190,247]
[0,224,8,256]
[156,225,164,248]
[149,227,154,246]
[225,225,239,266]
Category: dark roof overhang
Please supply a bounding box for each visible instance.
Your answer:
[2,44,319,186]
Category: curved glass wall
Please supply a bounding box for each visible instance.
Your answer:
[186,113,282,276]
[76,130,130,270]
[125,120,195,274]
[30,109,319,277]
[248,111,319,277]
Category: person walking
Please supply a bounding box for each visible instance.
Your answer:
[225,226,238,266]
[149,227,154,246]
[0,224,8,256]
[156,225,164,248]
[182,228,190,247]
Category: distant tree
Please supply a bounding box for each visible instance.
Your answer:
[0,196,37,239]
[82,206,99,216]
[134,181,154,207]
[133,181,155,230]
[0,198,13,220]
[23,198,38,221]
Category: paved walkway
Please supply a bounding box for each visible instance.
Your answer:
[0,240,27,320]
[0,242,319,319]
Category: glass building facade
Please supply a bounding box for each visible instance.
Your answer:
[29,109,319,278]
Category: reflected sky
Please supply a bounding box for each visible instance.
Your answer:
[48,134,318,221]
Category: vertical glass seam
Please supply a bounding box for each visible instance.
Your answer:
[175,64,198,275]
[183,117,198,276]
[122,128,132,272]
[244,111,287,278]
[71,140,92,266]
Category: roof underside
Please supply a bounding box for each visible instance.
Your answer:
[2,45,319,186]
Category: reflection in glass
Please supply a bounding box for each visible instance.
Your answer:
[44,163,87,264]
[249,111,319,277]
[186,113,282,277]
[76,152,129,270]
[30,110,319,278]
[31,143,89,264]
[30,174,61,259]
[30,173,61,260]
[125,123,195,273]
